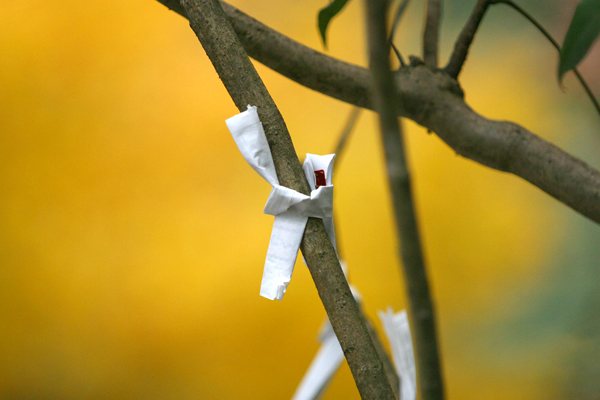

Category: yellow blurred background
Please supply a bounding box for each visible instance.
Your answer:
[1,0,600,399]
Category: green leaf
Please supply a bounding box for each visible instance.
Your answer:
[318,0,350,48]
[558,0,600,81]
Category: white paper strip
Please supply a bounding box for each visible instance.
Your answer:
[378,308,416,400]
[303,154,336,252]
[291,320,344,400]
[226,105,336,301]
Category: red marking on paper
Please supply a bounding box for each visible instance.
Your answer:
[314,170,326,188]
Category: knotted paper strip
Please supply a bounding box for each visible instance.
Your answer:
[226,105,336,301]
[378,308,416,400]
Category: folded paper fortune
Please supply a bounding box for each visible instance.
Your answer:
[379,308,416,400]
[225,105,337,301]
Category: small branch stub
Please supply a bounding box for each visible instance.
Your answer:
[423,0,442,67]
[445,0,490,78]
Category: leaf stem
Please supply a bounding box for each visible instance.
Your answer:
[491,0,600,117]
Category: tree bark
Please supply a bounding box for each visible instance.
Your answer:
[156,0,600,226]
[178,0,397,398]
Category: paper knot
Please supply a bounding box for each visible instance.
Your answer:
[264,185,333,218]
[226,105,337,301]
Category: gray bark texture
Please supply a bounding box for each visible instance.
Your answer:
[157,0,600,225]
[177,0,397,398]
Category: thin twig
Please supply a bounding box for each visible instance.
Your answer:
[365,1,445,400]
[389,0,411,66]
[444,0,490,78]
[491,0,600,117]
[389,0,411,41]
[423,0,442,67]
[333,107,361,165]
[178,0,396,398]
[391,42,407,67]
[330,106,360,258]
[329,106,399,399]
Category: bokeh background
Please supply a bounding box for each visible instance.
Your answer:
[1,0,600,399]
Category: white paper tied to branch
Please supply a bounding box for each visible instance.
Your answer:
[378,308,417,400]
[225,105,336,301]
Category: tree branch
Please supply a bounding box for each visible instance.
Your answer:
[423,0,442,67]
[177,0,396,398]
[365,1,444,399]
[365,315,401,399]
[329,108,400,397]
[155,0,600,225]
[444,0,490,78]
